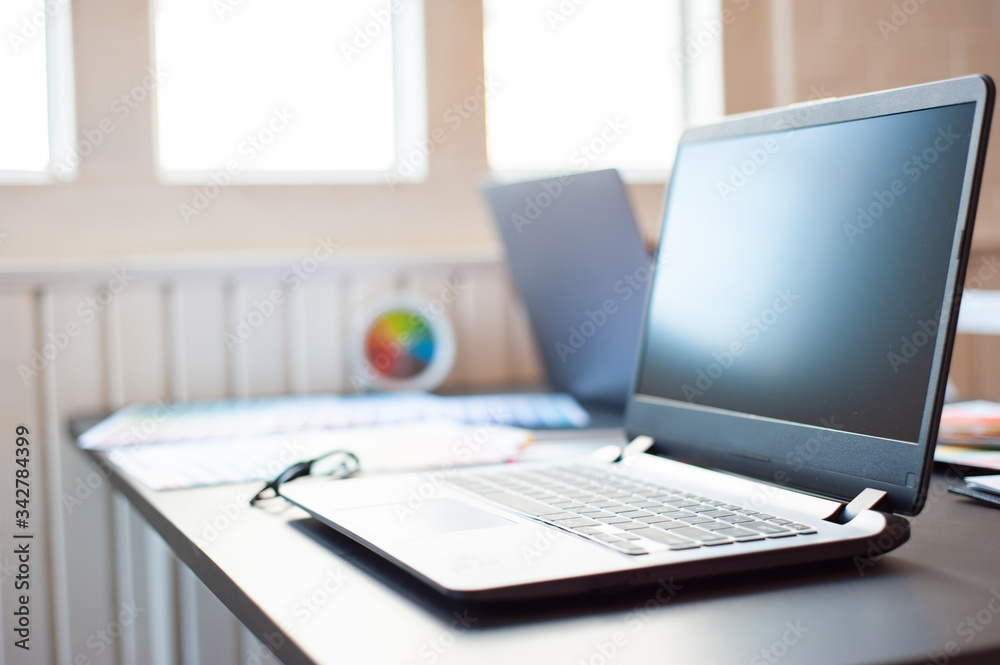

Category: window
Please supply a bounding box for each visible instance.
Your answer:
[152,0,426,183]
[0,0,75,183]
[483,0,723,180]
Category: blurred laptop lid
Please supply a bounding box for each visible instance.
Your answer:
[482,169,651,408]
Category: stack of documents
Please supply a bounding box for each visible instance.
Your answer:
[938,400,1000,446]
[949,474,1000,508]
[935,400,1000,470]
[78,392,588,490]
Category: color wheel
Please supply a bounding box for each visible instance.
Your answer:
[349,294,456,392]
[365,310,435,379]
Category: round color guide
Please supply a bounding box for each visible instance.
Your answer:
[349,294,456,392]
[365,310,435,379]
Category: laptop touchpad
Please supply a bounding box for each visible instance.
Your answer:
[340,499,516,541]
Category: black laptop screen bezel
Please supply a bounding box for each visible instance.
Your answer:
[625,75,994,516]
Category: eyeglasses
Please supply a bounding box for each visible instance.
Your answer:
[250,449,361,505]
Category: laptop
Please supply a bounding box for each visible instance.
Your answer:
[282,75,994,601]
[481,170,651,410]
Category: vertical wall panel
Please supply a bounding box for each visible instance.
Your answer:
[449,268,480,389]
[50,288,118,665]
[178,567,200,665]
[176,277,248,665]
[0,254,513,665]
[178,567,241,665]
[283,284,309,395]
[39,290,73,665]
[122,506,164,665]
[300,276,346,395]
[240,625,280,664]
[143,525,180,665]
[117,285,169,405]
[235,280,288,398]
[505,275,545,387]
[114,283,176,665]
[173,284,229,401]
[112,494,138,665]
[0,291,56,665]
[226,283,250,398]
[465,268,510,387]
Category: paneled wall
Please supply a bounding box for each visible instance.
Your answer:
[0,251,542,665]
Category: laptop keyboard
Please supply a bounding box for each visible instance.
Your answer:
[446,465,816,555]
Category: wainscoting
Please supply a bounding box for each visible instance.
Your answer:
[0,248,543,665]
[3,247,998,665]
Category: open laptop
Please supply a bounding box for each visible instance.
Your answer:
[283,75,994,601]
[481,170,651,410]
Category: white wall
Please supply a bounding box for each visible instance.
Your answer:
[0,252,542,665]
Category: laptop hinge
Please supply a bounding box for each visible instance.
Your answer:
[824,488,888,524]
[612,435,655,463]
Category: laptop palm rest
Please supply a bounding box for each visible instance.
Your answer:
[337,499,516,542]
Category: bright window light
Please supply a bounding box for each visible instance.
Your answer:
[483,0,685,178]
[0,0,52,175]
[154,0,424,180]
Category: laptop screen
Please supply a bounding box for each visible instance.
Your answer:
[636,102,977,443]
